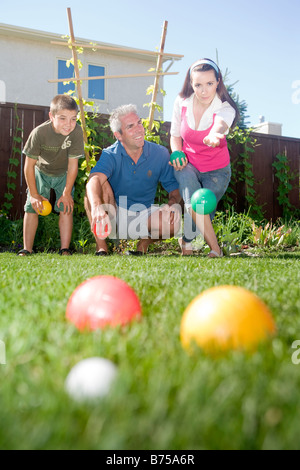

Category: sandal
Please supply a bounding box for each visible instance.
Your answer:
[208,249,223,258]
[95,250,108,256]
[17,249,32,256]
[126,250,146,256]
[59,248,72,256]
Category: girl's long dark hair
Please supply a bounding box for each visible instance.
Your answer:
[179,59,240,128]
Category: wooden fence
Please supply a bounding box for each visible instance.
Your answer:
[0,103,50,218]
[0,102,299,220]
[222,131,300,220]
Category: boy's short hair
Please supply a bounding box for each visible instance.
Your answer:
[50,95,78,116]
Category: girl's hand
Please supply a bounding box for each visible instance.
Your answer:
[169,156,188,171]
[203,132,225,148]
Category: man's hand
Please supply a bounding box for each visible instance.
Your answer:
[161,203,181,225]
[160,203,182,236]
[91,204,112,239]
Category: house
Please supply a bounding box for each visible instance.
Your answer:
[0,23,181,118]
[252,116,282,136]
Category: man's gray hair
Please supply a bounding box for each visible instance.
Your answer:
[109,104,139,133]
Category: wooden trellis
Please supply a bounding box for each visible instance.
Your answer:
[48,8,183,167]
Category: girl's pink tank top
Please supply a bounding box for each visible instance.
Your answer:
[181,106,230,172]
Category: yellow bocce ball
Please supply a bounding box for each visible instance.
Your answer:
[180,285,276,354]
[39,200,52,216]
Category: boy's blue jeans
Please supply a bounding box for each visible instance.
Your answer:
[174,163,231,242]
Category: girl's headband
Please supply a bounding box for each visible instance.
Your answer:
[190,59,219,76]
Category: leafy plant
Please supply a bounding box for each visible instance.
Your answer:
[252,221,292,247]
[142,84,170,206]
[272,153,299,219]
[0,213,23,252]
[34,214,61,251]
[70,96,114,215]
[213,208,254,254]
[142,84,166,144]
[212,208,296,252]
[281,219,300,246]
[72,216,94,253]
[226,127,265,220]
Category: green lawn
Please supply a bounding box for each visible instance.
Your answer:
[0,251,300,450]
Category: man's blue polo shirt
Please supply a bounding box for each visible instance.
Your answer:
[90,140,179,210]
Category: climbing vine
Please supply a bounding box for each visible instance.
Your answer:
[1,104,22,216]
[225,127,265,220]
[72,96,114,215]
[272,152,299,220]
[142,84,169,205]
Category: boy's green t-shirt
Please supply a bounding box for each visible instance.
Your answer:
[23,120,84,176]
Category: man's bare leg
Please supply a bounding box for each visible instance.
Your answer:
[134,207,180,254]
[136,238,156,253]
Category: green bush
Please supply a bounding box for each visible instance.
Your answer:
[213,208,254,246]
[1,207,298,255]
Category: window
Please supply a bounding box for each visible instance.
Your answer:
[88,65,105,100]
[57,60,105,100]
[58,59,75,94]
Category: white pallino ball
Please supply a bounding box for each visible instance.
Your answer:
[65,357,118,402]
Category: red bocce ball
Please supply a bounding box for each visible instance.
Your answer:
[66,275,142,331]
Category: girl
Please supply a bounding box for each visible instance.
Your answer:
[170,58,239,256]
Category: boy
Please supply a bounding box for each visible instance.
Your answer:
[18,95,84,256]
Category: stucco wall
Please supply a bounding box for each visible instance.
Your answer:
[0,25,165,119]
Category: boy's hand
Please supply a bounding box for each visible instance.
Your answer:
[30,194,48,215]
[57,193,74,214]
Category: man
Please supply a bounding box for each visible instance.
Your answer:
[85,104,182,255]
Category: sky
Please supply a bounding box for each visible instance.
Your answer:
[1,0,299,138]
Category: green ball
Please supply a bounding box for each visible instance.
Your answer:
[191,188,217,215]
[170,150,186,166]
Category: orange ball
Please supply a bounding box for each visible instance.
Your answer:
[180,285,276,354]
[39,200,52,216]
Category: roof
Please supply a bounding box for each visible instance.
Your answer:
[0,23,182,64]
